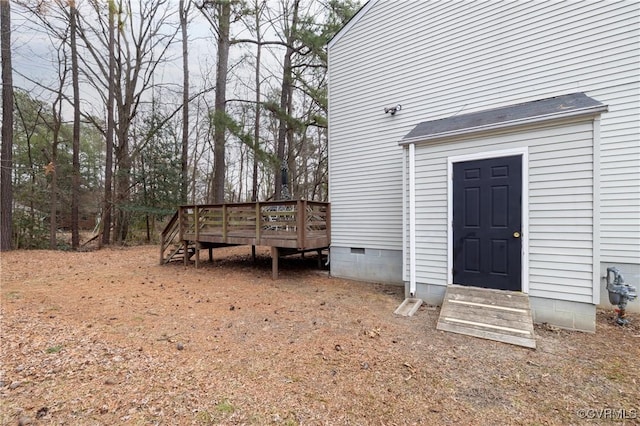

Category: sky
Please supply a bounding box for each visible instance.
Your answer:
[9,0,290,121]
[12,1,200,114]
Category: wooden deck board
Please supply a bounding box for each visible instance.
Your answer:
[445,286,532,309]
[437,284,536,349]
[443,303,534,325]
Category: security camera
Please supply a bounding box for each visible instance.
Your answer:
[384,104,402,115]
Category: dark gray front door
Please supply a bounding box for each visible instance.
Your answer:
[452,155,522,291]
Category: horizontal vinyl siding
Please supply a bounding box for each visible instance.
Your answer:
[409,151,449,286]
[331,2,638,115]
[408,120,595,303]
[328,1,639,261]
[592,83,640,263]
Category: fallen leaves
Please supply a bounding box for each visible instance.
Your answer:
[43,162,55,176]
[1,246,639,425]
[365,327,381,338]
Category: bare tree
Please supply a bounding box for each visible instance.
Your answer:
[274,0,299,200]
[198,0,233,204]
[101,0,116,246]
[250,0,265,202]
[78,0,178,242]
[70,0,81,248]
[1,0,13,251]
[179,0,189,203]
[12,1,78,247]
[7,0,356,249]
[46,42,70,249]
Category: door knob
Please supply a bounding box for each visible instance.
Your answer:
[513,231,521,238]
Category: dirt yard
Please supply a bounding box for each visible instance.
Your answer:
[1,246,638,425]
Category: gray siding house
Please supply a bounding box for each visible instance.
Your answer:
[327,0,639,331]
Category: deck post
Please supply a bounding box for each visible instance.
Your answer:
[222,204,227,243]
[178,206,184,241]
[302,199,307,247]
[208,247,213,262]
[325,203,331,245]
[194,206,199,268]
[255,202,261,246]
[271,246,279,279]
[180,209,189,266]
[317,249,322,269]
[296,200,305,250]
[253,201,260,263]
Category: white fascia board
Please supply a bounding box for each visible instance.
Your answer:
[327,0,380,51]
[398,105,609,146]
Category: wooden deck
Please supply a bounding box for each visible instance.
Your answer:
[160,200,330,278]
[437,285,536,349]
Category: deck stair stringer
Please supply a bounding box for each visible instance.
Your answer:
[436,284,536,349]
[163,243,195,264]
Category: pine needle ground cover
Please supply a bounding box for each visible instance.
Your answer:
[1,246,638,425]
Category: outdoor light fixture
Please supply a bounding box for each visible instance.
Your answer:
[384,104,402,115]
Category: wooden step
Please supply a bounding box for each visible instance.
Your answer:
[436,284,536,349]
[163,244,196,264]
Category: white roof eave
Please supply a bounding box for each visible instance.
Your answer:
[398,105,609,146]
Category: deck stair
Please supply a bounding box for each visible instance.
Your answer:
[437,284,536,349]
[160,211,195,264]
[163,243,196,264]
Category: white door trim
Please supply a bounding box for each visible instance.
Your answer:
[447,147,530,294]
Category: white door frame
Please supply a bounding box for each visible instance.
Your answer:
[447,147,530,293]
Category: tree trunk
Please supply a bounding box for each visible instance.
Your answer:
[101,0,116,246]
[114,109,131,243]
[180,0,189,203]
[211,1,231,204]
[0,0,13,251]
[49,93,63,249]
[26,128,35,242]
[274,0,299,200]
[70,0,81,249]
[113,1,130,244]
[49,141,58,248]
[251,0,262,202]
[140,151,150,242]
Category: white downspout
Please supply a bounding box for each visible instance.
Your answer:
[409,143,416,297]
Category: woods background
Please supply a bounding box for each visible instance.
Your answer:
[0,0,359,250]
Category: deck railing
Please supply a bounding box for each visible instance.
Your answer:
[161,200,330,264]
[160,210,180,264]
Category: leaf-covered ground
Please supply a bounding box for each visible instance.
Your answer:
[1,246,639,425]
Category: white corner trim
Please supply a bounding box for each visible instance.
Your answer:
[592,117,601,305]
[327,0,379,50]
[399,105,609,146]
[522,149,530,295]
[447,147,530,294]
[409,143,416,296]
